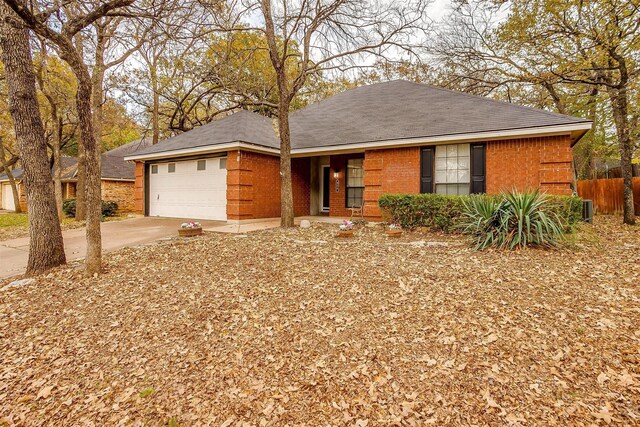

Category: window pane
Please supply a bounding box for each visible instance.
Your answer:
[151,165,158,174]
[433,143,470,185]
[436,183,470,195]
[347,158,364,187]
[219,158,227,169]
[197,160,206,171]
[168,163,176,173]
[347,187,363,208]
[458,156,470,169]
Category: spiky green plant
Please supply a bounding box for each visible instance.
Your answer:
[460,190,565,250]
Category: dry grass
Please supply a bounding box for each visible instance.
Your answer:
[0,216,638,426]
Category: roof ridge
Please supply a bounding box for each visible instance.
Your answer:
[394,79,590,123]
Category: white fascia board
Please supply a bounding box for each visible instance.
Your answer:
[124,141,280,161]
[124,122,593,160]
[290,122,593,156]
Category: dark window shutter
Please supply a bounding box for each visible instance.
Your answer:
[420,147,434,193]
[471,144,486,194]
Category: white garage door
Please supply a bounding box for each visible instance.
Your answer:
[148,157,227,221]
[2,183,16,211]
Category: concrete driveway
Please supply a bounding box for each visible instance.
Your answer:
[0,217,224,279]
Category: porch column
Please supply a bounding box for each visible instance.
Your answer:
[363,150,383,220]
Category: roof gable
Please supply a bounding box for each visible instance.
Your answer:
[130,111,279,158]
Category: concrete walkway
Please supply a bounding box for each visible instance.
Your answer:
[0,217,223,279]
[204,216,346,233]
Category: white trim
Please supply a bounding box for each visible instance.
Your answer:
[124,141,279,161]
[124,122,592,161]
[290,123,593,156]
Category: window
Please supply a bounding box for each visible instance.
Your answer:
[434,144,470,195]
[168,163,176,173]
[197,160,207,171]
[219,158,227,169]
[151,164,158,174]
[346,158,364,208]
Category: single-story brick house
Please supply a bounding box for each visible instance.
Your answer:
[125,80,592,222]
[0,139,151,212]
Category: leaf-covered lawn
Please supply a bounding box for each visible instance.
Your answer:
[0,213,29,228]
[0,214,125,241]
[0,216,638,425]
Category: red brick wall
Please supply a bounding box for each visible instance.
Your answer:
[227,150,310,221]
[102,180,136,212]
[363,147,421,219]
[134,161,144,214]
[486,135,573,195]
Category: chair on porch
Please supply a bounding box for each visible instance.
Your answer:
[348,204,364,220]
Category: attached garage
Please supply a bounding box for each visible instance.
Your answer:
[1,183,16,211]
[148,157,227,220]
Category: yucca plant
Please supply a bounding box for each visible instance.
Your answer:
[460,190,565,250]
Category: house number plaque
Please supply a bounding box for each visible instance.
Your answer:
[335,179,339,192]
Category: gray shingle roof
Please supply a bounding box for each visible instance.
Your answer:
[101,138,153,180]
[0,156,77,182]
[0,139,153,182]
[125,80,592,159]
[129,110,279,157]
[289,80,591,148]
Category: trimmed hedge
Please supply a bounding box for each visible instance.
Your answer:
[378,192,582,232]
[62,199,119,218]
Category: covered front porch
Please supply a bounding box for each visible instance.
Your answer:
[306,153,366,218]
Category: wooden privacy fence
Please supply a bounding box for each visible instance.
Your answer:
[577,177,640,215]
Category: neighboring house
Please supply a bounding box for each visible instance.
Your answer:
[125,80,593,222]
[0,139,152,212]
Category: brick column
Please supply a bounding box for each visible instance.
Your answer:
[134,161,144,214]
[226,150,254,221]
[363,150,383,220]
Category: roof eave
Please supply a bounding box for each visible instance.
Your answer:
[290,122,593,156]
[124,141,280,161]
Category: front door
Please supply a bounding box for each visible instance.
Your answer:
[321,165,330,212]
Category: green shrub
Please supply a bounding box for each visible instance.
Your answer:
[62,199,76,217]
[460,190,566,250]
[378,191,582,235]
[378,193,467,231]
[62,198,119,218]
[543,195,583,231]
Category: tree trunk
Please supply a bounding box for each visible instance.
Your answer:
[277,98,294,227]
[151,62,160,144]
[74,33,87,221]
[72,68,103,275]
[91,25,106,147]
[53,115,64,219]
[607,85,636,225]
[0,2,66,274]
[0,141,22,213]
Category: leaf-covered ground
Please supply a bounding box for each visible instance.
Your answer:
[0,216,638,426]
